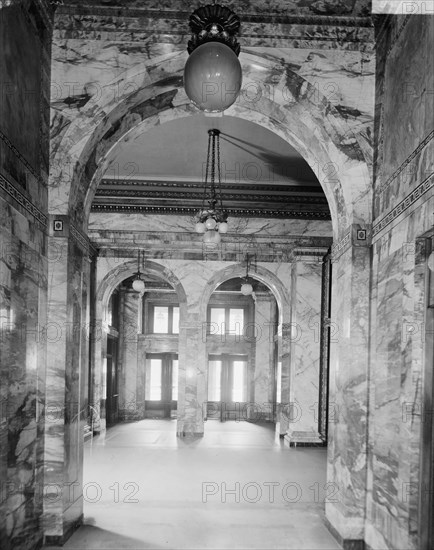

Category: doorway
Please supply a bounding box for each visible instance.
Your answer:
[145,353,179,418]
[207,354,248,421]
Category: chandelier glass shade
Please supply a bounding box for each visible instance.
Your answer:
[184,42,242,112]
[184,4,242,113]
[195,129,228,240]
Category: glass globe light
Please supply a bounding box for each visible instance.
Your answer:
[184,42,242,112]
[241,282,253,296]
[204,230,221,244]
[132,278,145,293]
[218,222,228,233]
[205,217,217,230]
[195,222,206,233]
[428,251,434,271]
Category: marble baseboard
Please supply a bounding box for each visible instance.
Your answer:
[176,431,204,438]
[324,517,366,550]
[284,430,325,447]
[44,514,83,547]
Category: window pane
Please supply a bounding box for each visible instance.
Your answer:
[208,360,222,401]
[172,307,180,334]
[149,359,162,400]
[210,308,225,335]
[232,361,245,402]
[172,359,178,401]
[229,308,244,336]
[153,306,169,333]
[276,361,282,404]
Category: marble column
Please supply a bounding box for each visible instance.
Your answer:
[253,294,276,422]
[118,289,141,421]
[176,309,206,436]
[325,231,371,544]
[42,218,90,544]
[277,323,292,435]
[285,251,325,446]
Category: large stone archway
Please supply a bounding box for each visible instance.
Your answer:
[46,48,373,546]
[49,51,372,238]
[196,263,293,433]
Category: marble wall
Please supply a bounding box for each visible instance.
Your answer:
[0,3,52,549]
[364,14,434,550]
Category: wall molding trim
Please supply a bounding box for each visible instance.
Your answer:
[0,129,43,185]
[377,130,434,195]
[70,223,97,256]
[373,172,434,238]
[0,172,47,228]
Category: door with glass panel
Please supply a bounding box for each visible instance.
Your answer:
[145,353,178,418]
[207,354,248,421]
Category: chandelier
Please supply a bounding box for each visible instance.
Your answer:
[132,250,145,293]
[184,4,242,112]
[240,254,254,296]
[195,129,228,244]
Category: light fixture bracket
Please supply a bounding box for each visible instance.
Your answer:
[187,4,241,56]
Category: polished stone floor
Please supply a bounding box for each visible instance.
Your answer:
[46,420,342,549]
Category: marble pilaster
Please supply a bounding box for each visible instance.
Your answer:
[253,295,276,421]
[42,224,90,545]
[118,289,141,421]
[286,252,325,446]
[326,237,371,543]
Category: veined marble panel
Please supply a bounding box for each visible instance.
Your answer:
[0,198,47,549]
[88,212,333,236]
[287,258,323,442]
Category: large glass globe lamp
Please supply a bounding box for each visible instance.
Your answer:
[184,42,242,112]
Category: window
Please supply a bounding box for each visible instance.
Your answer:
[207,355,247,403]
[208,306,245,336]
[145,354,178,406]
[149,359,162,400]
[107,290,120,329]
[208,359,222,401]
[172,359,179,401]
[276,361,282,404]
[149,305,179,334]
[232,360,246,402]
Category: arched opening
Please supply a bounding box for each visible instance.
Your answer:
[45,43,372,550]
[203,276,279,426]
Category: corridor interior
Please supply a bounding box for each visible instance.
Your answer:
[44,420,342,550]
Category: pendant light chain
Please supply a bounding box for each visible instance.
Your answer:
[194,128,228,240]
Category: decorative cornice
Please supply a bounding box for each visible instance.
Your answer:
[99,179,323,195]
[373,173,434,238]
[90,203,331,220]
[57,5,373,28]
[95,189,328,205]
[0,173,47,228]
